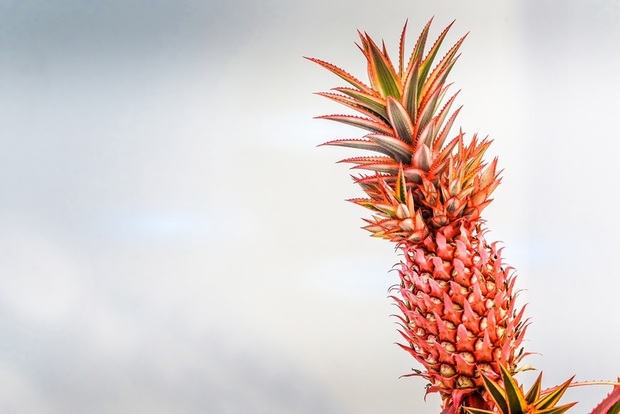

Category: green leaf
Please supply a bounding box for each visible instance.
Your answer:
[334,87,388,119]
[362,32,401,99]
[386,97,414,144]
[400,18,434,123]
[525,372,543,405]
[405,17,433,80]
[500,364,528,414]
[608,400,620,414]
[537,402,578,414]
[397,20,408,79]
[417,20,455,97]
[372,203,397,217]
[535,377,575,410]
[315,92,386,123]
[481,374,510,414]
[381,39,397,79]
[402,54,421,123]
[420,34,466,99]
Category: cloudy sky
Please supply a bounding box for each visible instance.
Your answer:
[1,1,619,413]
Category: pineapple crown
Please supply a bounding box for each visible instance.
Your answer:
[307,18,500,243]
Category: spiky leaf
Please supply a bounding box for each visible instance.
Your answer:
[417,20,454,94]
[402,54,421,122]
[334,87,388,119]
[386,97,414,144]
[367,134,412,163]
[589,385,620,414]
[525,373,543,405]
[304,56,371,92]
[535,377,574,410]
[536,403,578,414]
[395,166,407,203]
[481,374,509,414]
[362,33,401,99]
[500,364,529,414]
[317,114,393,135]
[319,138,393,156]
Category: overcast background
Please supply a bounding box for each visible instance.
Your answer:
[0,1,619,413]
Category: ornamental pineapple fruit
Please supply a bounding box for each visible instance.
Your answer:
[308,19,530,413]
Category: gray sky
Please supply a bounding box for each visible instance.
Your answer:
[1,1,619,413]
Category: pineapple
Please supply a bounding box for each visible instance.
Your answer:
[308,19,530,413]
